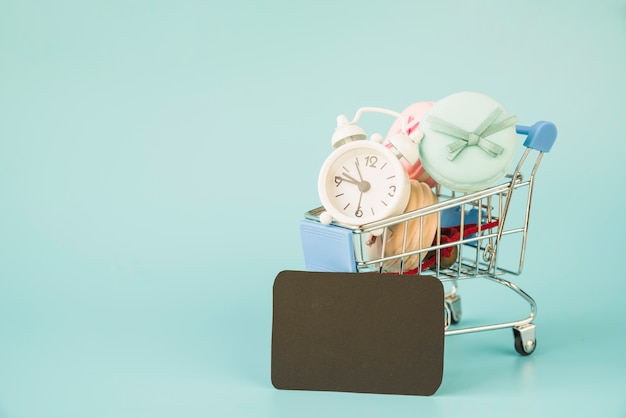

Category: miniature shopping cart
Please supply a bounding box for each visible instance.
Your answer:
[299,121,557,356]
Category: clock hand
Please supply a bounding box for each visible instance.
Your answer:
[341,173,362,185]
[343,172,370,193]
[355,191,363,217]
[355,159,364,182]
[353,160,371,193]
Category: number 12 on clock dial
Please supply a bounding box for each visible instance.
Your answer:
[318,140,411,226]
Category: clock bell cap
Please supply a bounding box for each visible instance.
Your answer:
[331,114,367,148]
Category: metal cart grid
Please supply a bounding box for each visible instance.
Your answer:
[301,122,557,355]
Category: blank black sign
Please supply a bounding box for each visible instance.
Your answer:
[271,270,445,396]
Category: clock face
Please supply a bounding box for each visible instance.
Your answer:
[318,141,410,225]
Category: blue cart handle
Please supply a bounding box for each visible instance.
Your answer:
[516,121,557,153]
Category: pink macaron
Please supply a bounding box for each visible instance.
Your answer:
[385,101,438,188]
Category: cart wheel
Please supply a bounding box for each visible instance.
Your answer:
[513,324,536,356]
[445,295,462,325]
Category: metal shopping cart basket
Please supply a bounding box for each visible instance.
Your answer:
[299,121,557,356]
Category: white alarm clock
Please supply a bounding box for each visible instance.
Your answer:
[317,107,421,226]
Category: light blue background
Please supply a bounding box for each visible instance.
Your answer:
[1,0,625,417]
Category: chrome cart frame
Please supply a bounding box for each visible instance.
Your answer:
[300,122,556,355]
